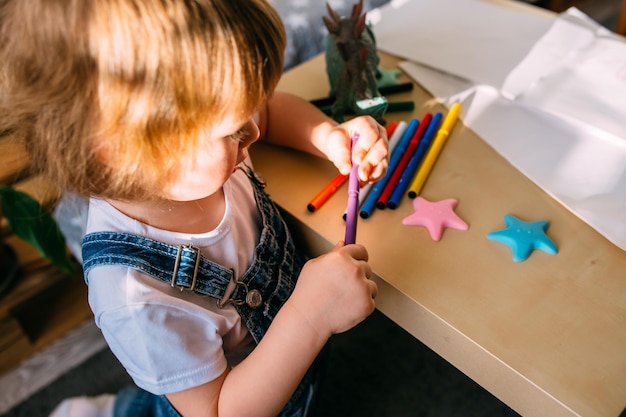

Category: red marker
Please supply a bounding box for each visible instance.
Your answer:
[377,113,433,208]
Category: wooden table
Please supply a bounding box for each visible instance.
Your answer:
[249,50,626,417]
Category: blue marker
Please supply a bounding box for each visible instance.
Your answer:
[360,118,419,219]
[387,112,443,209]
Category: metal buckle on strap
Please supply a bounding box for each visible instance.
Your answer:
[171,244,201,292]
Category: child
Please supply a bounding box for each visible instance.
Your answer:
[0,1,388,416]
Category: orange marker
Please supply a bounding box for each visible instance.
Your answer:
[307,173,348,212]
[385,120,399,137]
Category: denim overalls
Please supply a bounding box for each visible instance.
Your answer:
[82,168,324,417]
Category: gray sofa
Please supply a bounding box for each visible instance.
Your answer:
[271,0,391,70]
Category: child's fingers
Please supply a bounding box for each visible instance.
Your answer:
[324,133,352,175]
[358,159,388,183]
[326,116,388,178]
[333,241,369,263]
[351,119,386,162]
[349,120,388,182]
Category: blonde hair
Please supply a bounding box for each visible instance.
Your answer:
[0,0,285,200]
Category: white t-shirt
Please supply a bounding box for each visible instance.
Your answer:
[85,166,260,395]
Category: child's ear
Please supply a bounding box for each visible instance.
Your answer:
[92,134,112,164]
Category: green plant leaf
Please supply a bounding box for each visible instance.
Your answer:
[0,186,74,274]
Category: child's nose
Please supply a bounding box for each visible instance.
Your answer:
[240,119,260,148]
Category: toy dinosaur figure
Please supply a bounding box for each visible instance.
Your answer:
[323,0,388,124]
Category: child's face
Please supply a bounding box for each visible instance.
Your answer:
[161,113,260,202]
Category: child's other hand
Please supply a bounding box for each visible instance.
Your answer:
[326,116,388,183]
[288,241,378,338]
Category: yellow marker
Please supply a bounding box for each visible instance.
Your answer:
[407,102,461,198]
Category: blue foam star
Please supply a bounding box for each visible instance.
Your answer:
[486,214,558,262]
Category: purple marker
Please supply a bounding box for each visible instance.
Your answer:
[344,133,360,244]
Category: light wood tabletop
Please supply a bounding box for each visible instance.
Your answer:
[249,44,626,417]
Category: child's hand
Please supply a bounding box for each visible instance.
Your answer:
[325,116,388,183]
[287,241,378,339]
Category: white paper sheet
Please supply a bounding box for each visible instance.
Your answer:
[502,8,626,141]
[385,5,626,250]
[466,86,626,249]
[370,0,555,87]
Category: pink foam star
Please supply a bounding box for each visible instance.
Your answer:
[402,197,469,241]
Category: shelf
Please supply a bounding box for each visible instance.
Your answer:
[0,134,91,376]
[0,236,91,376]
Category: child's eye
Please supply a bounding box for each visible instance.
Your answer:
[227,126,249,143]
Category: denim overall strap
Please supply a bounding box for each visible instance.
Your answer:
[82,232,234,298]
[234,168,319,417]
[224,167,307,344]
